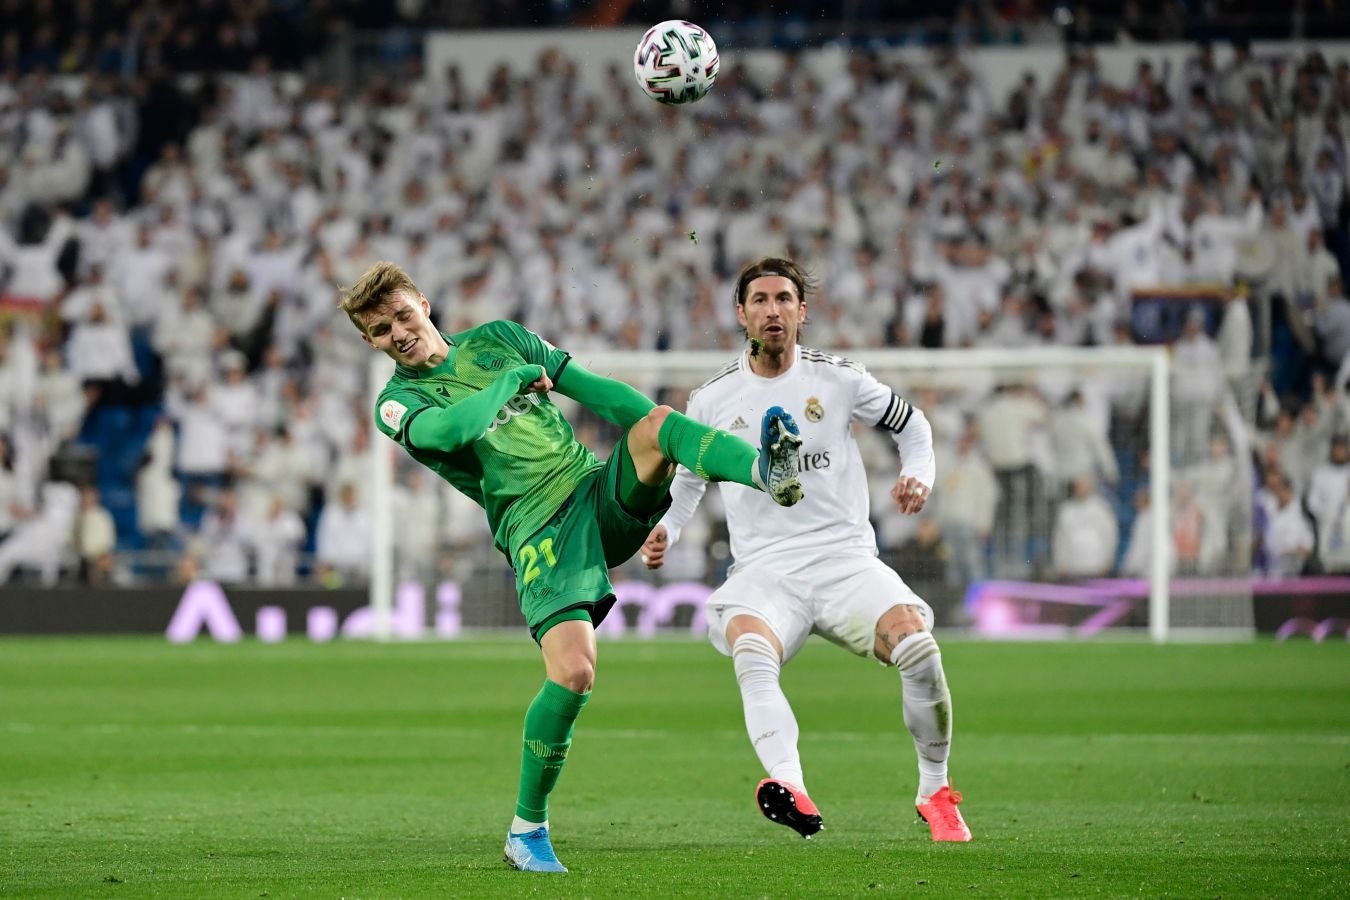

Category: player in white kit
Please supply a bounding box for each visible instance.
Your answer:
[641,258,971,842]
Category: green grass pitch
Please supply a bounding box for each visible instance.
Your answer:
[2,636,1347,898]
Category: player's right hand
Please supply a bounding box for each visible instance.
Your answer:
[516,365,552,394]
[640,525,668,570]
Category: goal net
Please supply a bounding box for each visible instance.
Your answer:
[369,346,1257,642]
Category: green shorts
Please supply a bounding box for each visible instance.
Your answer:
[512,433,672,642]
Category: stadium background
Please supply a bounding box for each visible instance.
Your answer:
[2,5,1348,899]
[0,1,1348,637]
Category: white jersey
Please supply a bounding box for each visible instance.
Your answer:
[660,346,934,569]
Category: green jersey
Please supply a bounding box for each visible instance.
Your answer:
[372,320,603,556]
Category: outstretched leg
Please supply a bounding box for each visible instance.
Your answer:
[727,615,822,838]
[874,604,971,842]
[625,406,803,506]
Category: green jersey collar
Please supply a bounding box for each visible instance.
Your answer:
[394,333,457,379]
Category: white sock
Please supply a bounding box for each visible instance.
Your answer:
[732,632,806,791]
[510,816,547,835]
[890,631,951,803]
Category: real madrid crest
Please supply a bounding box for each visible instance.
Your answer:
[805,396,824,422]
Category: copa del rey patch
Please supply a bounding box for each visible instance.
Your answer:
[380,399,408,430]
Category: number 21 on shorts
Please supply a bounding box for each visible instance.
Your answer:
[518,537,558,585]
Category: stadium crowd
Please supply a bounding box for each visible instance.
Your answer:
[1,37,1349,594]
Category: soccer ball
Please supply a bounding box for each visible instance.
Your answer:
[633,20,719,105]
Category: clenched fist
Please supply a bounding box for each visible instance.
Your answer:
[890,476,929,515]
[639,525,668,569]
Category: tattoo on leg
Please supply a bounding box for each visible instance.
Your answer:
[876,628,897,660]
[876,618,926,663]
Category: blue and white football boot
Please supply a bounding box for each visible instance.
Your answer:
[757,406,804,507]
[503,826,568,873]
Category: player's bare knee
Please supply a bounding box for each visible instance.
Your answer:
[726,614,783,660]
[633,405,672,450]
[645,405,673,437]
[557,657,595,693]
[873,605,929,664]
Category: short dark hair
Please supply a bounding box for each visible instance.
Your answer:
[734,257,813,308]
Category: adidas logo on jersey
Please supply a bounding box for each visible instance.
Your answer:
[728,416,748,430]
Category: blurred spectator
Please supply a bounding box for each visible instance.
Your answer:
[212,350,260,460]
[65,300,140,405]
[934,423,998,586]
[1171,480,1205,575]
[196,488,251,583]
[153,286,217,389]
[1121,486,1172,577]
[240,425,313,518]
[1258,468,1315,577]
[166,382,231,524]
[1307,435,1350,566]
[1290,399,1337,491]
[1217,286,1255,413]
[978,383,1047,575]
[0,328,24,436]
[60,263,120,325]
[1171,308,1224,465]
[440,479,495,580]
[1320,494,1350,574]
[1186,433,1247,572]
[110,223,173,331]
[0,208,73,312]
[0,434,16,541]
[315,482,372,586]
[890,518,954,604]
[0,480,79,585]
[1315,277,1350,377]
[392,468,442,583]
[327,425,374,509]
[1051,477,1119,578]
[1047,389,1119,495]
[136,417,180,550]
[75,200,132,274]
[74,484,117,583]
[252,496,306,587]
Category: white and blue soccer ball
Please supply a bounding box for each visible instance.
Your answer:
[633,20,719,105]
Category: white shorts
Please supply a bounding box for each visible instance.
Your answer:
[705,553,933,662]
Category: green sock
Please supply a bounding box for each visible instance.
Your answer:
[657,411,759,489]
[515,680,589,822]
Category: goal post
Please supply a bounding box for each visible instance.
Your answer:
[370,354,396,641]
[367,344,1256,642]
[1149,347,1170,643]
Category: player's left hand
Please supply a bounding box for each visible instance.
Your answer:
[891,476,929,515]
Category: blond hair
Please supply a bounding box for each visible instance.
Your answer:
[340,261,422,333]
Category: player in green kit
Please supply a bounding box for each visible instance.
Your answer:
[341,262,804,873]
